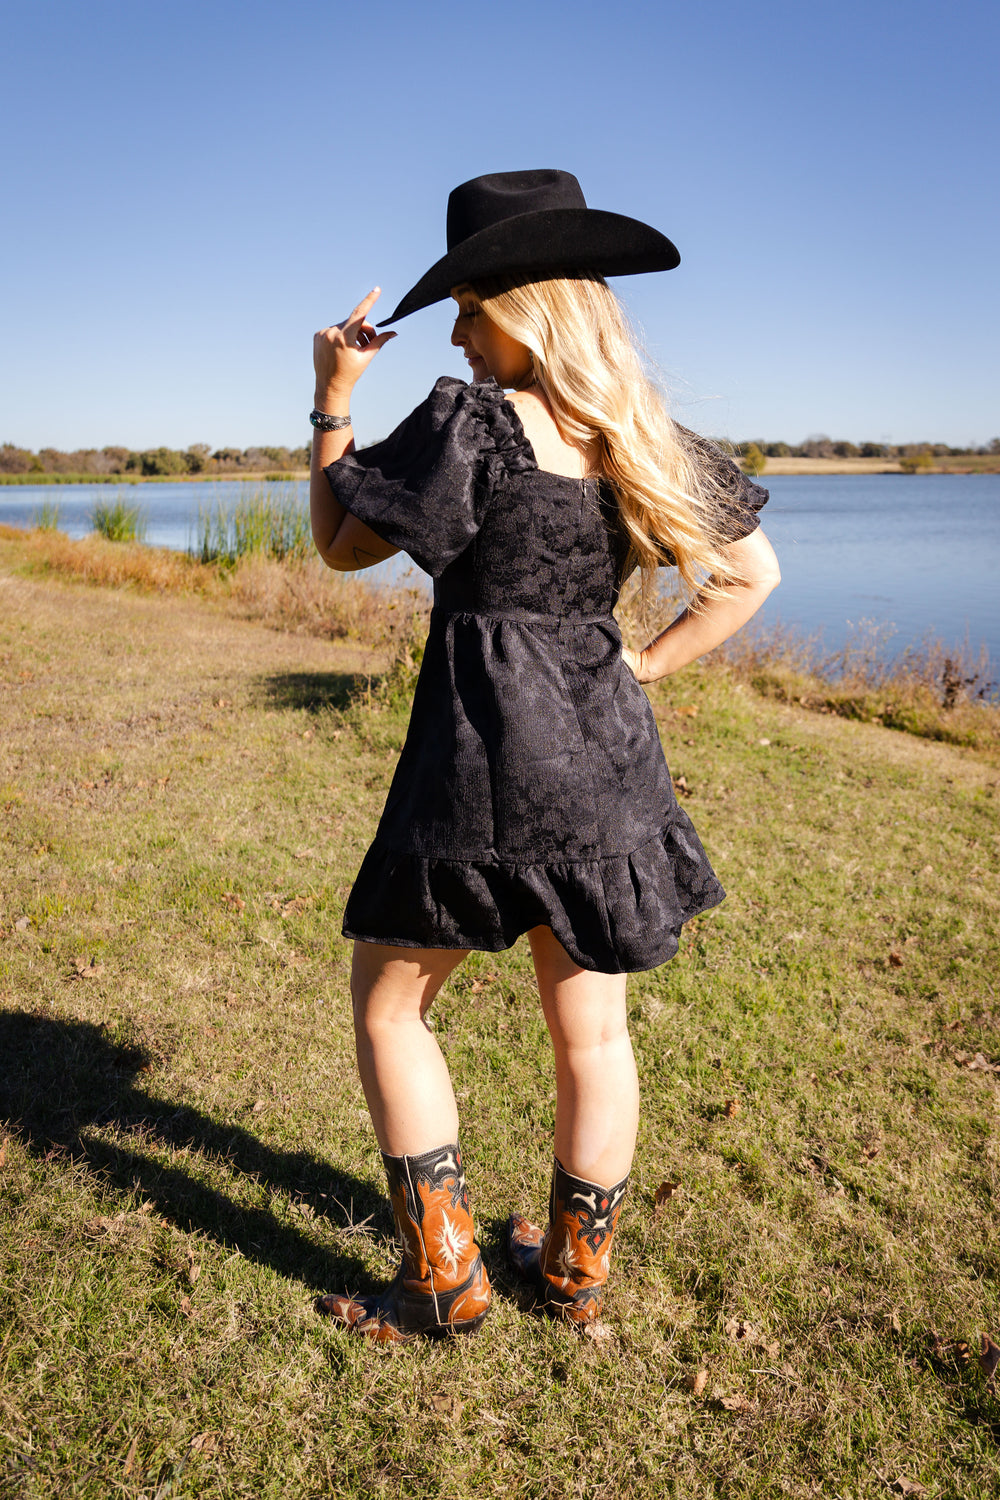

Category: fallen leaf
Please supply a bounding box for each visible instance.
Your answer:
[861,1143,882,1161]
[672,774,692,796]
[123,1435,139,1475]
[190,1432,218,1453]
[186,1249,201,1286]
[179,1295,193,1317]
[429,1393,462,1418]
[654,1180,682,1209]
[582,1319,614,1343]
[724,1318,756,1342]
[221,893,245,911]
[0,1139,6,1168]
[723,1098,740,1119]
[886,1312,902,1336]
[293,847,316,860]
[73,956,105,980]
[718,1393,756,1412]
[676,705,699,717]
[758,737,771,746]
[763,1340,780,1359]
[213,698,230,709]
[252,1100,266,1113]
[980,1334,1000,1385]
[281,895,314,915]
[889,948,904,967]
[687,1369,708,1396]
[891,1478,927,1497]
[14,916,30,931]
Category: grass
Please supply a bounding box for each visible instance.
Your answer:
[1,554,999,1497]
[192,489,313,567]
[709,615,998,752]
[30,500,61,532]
[91,498,147,543]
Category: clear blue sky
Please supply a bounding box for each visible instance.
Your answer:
[2,0,997,452]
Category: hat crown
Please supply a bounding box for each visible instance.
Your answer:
[446,169,588,251]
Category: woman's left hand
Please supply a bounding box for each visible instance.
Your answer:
[622,646,647,681]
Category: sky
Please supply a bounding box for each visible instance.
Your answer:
[2,0,997,452]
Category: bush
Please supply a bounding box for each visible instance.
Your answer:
[740,442,766,476]
[899,446,935,474]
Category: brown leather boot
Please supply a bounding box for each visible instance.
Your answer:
[507,1158,628,1324]
[317,1142,491,1344]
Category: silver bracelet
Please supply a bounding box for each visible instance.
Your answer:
[310,409,352,431]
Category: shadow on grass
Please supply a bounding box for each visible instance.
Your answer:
[0,1010,395,1295]
[259,669,379,714]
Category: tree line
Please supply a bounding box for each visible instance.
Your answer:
[725,436,1000,460]
[4,434,998,482]
[0,442,311,478]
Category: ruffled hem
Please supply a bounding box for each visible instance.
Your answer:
[342,821,725,975]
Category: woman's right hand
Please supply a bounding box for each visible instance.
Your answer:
[313,288,397,407]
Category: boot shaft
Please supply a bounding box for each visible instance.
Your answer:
[383,1143,479,1298]
[542,1158,628,1294]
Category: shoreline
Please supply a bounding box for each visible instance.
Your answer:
[5,460,1000,486]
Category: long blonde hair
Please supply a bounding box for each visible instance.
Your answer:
[471,272,746,610]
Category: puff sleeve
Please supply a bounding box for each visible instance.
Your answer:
[677,425,769,544]
[324,377,497,577]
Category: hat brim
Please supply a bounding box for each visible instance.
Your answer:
[377,208,680,324]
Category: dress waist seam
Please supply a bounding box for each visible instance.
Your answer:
[431,605,618,627]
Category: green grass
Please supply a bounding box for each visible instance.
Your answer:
[1,563,999,1498]
[90,498,147,543]
[193,489,311,566]
[30,499,62,532]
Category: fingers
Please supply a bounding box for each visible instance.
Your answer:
[344,288,383,342]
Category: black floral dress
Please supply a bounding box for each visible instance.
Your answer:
[325,377,767,974]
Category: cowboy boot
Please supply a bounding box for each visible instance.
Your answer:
[317,1142,491,1344]
[507,1158,628,1324]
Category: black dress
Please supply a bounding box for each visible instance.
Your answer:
[325,377,767,974]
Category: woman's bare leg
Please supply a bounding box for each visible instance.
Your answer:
[350,940,469,1156]
[528,925,639,1187]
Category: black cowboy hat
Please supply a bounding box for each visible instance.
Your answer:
[378,168,680,325]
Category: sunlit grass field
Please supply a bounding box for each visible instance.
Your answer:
[1,541,998,1498]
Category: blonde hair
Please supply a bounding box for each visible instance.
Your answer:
[470,272,745,611]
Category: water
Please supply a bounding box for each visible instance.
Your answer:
[754,474,999,662]
[3,473,998,662]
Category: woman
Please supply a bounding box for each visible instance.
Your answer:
[308,170,780,1343]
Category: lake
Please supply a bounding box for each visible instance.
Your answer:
[3,473,997,663]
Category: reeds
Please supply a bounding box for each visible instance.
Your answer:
[193,488,311,566]
[31,500,62,531]
[91,498,147,542]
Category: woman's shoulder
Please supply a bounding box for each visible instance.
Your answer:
[411,376,531,469]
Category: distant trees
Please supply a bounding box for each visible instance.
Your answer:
[0,442,311,477]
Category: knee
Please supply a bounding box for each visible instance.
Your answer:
[350,975,425,1039]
